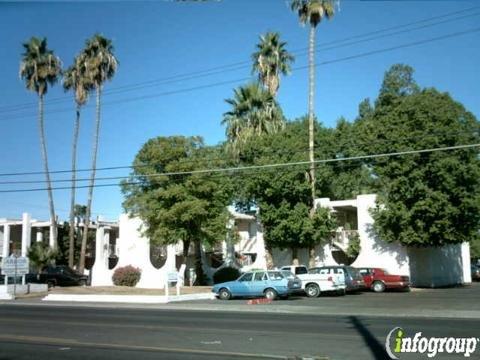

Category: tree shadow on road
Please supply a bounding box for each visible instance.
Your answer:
[349,316,389,360]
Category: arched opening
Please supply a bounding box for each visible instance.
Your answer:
[150,244,167,269]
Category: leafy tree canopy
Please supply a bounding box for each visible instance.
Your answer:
[121,136,233,283]
[236,119,336,251]
[361,65,480,247]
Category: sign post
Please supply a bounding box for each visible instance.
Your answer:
[1,255,29,300]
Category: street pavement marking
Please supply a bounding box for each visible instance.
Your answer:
[0,334,318,359]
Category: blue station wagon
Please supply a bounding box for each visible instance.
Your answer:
[212,270,301,300]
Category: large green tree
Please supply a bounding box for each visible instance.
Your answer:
[20,37,62,249]
[122,136,232,285]
[252,32,294,97]
[290,0,337,213]
[237,119,337,267]
[79,34,118,273]
[361,65,480,248]
[63,52,94,268]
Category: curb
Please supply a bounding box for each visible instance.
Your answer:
[42,293,215,304]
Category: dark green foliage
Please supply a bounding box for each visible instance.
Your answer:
[55,221,95,267]
[236,119,337,252]
[122,136,233,285]
[345,232,361,260]
[112,265,141,287]
[363,65,480,247]
[213,267,241,284]
[27,242,57,273]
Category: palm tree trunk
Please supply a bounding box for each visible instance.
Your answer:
[38,94,57,249]
[308,25,317,268]
[79,85,102,274]
[308,25,316,215]
[68,104,81,268]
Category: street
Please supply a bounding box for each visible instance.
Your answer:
[0,301,479,360]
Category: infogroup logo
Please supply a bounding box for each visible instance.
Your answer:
[385,327,479,359]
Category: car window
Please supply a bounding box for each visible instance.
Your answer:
[295,267,308,275]
[335,268,345,275]
[358,269,370,275]
[268,271,284,280]
[319,268,330,275]
[238,273,253,282]
[282,267,291,272]
[253,272,266,281]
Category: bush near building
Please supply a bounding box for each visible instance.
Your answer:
[112,265,141,287]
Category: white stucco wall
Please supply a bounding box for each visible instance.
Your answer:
[91,214,177,289]
[349,194,410,276]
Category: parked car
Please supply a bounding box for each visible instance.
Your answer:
[281,265,346,297]
[471,264,480,281]
[26,265,88,287]
[357,267,410,292]
[212,270,301,300]
[309,266,366,292]
[280,265,308,276]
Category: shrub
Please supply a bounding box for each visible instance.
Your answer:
[112,265,141,287]
[213,266,241,284]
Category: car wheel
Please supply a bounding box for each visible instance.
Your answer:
[47,280,56,289]
[337,288,346,296]
[305,283,320,298]
[264,288,277,301]
[218,288,231,300]
[79,279,87,287]
[372,281,386,293]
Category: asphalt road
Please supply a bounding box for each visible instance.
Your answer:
[0,304,478,360]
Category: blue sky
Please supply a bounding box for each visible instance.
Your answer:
[0,0,479,221]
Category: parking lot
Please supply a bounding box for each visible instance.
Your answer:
[191,282,480,318]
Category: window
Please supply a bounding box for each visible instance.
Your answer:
[282,267,291,272]
[358,268,370,275]
[295,267,308,275]
[238,273,253,282]
[253,272,266,281]
[268,271,284,280]
[335,268,345,275]
[316,268,330,274]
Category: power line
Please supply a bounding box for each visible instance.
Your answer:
[2,25,479,124]
[2,6,478,115]
[0,126,477,180]
[0,143,477,193]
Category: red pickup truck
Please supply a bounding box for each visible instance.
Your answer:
[357,267,410,293]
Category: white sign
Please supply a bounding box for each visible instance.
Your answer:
[167,271,178,282]
[1,256,29,276]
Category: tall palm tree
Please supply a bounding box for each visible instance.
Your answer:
[252,32,294,97]
[222,82,284,153]
[290,0,336,211]
[78,34,118,273]
[63,53,93,268]
[20,37,62,249]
